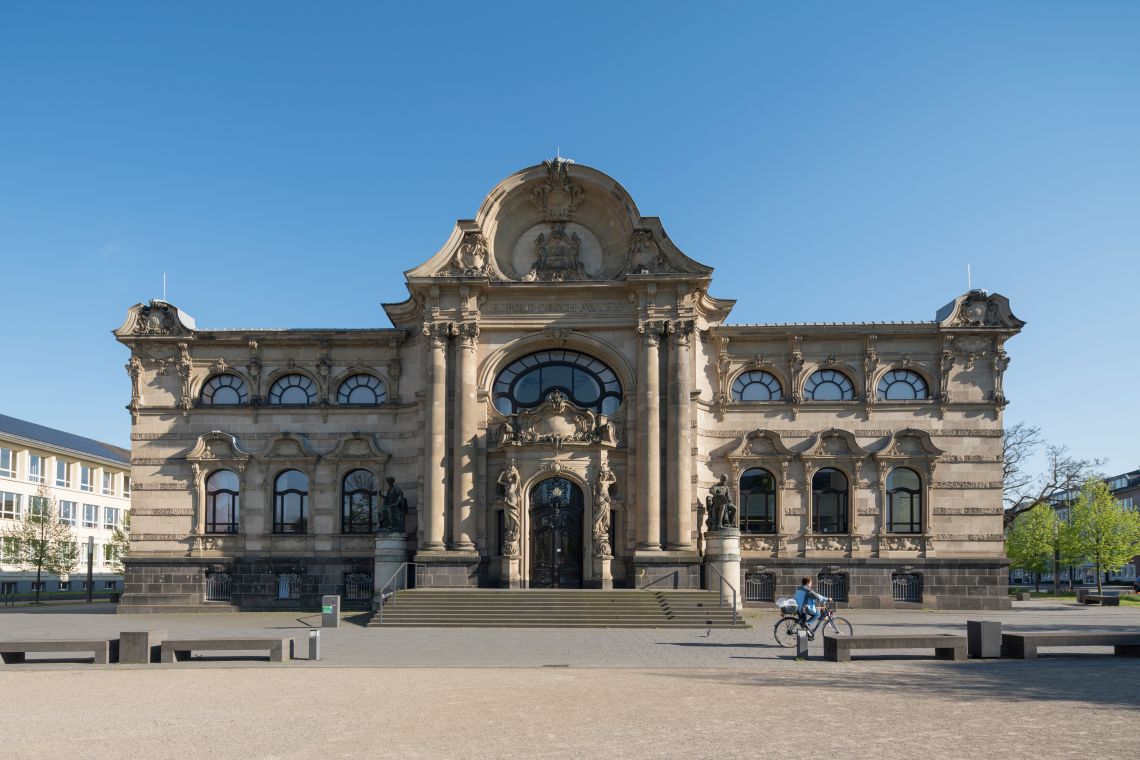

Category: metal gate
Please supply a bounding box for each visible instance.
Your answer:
[817,573,849,602]
[892,573,922,602]
[205,573,231,602]
[344,573,373,601]
[745,573,775,602]
[276,573,302,600]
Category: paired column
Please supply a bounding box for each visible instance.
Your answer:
[421,324,448,550]
[666,320,693,549]
[450,322,479,551]
[637,322,663,550]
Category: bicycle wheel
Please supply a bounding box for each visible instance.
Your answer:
[773,616,802,647]
[824,616,853,638]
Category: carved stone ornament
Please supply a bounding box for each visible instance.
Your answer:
[185,431,254,465]
[806,535,848,552]
[261,432,321,460]
[127,300,193,336]
[940,290,1026,329]
[531,157,584,217]
[879,535,933,552]
[800,429,871,459]
[740,535,786,552]
[325,432,390,463]
[622,229,675,275]
[522,223,588,282]
[873,428,945,460]
[502,391,612,450]
[439,232,492,277]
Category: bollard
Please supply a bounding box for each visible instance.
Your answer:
[796,630,809,660]
[321,595,340,628]
[308,629,320,661]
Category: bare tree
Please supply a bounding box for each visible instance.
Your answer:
[1002,422,1104,529]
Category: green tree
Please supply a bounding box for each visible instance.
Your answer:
[0,486,80,603]
[1005,504,1058,591]
[1063,479,1140,594]
[107,511,130,574]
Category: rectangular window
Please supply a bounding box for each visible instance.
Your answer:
[1,536,19,562]
[102,471,113,495]
[83,504,99,528]
[28,454,44,483]
[58,580,71,591]
[62,541,78,563]
[104,507,120,530]
[80,465,94,492]
[0,491,21,520]
[0,581,16,594]
[0,448,13,478]
[103,543,118,564]
[55,460,71,488]
[123,475,131,498]
[104,580,118,590]
[59,500,77,526]
[30,581,45,592]
[28,495,48,517]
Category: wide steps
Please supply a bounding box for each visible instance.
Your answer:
[369,590,746,628]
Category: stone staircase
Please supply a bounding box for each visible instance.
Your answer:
[367,589,747,628]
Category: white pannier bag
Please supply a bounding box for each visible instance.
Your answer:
[775,597,798,614]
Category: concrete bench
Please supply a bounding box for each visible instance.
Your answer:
[1081,595,1120,606]
[0,639,116,664]
[160,637,291,663]
[1001,632,1140,660]
[824,634,967,662]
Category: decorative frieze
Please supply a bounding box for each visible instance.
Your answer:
[131,533,188,542]
[932,481,1003,490]
[130,508,194,517]
[932,506,1003,516]
[131,482,191,491]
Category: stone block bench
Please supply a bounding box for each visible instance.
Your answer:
[0,639,116,664]
[1081,595,1120,606]
[1000,632,1140,660]
[824,634,967,662]
[160,637,292,663]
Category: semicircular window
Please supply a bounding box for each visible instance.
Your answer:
[493,350,622,416]
[268,374,317,405]
[732,371,783,402]
[804,370,856,401]
[337,374,386,405]
[200,374,248,405]
[877,369,929,400]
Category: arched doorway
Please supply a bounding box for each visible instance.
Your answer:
[529,477,584,588]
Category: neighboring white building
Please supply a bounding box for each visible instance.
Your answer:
[0,414,131,595]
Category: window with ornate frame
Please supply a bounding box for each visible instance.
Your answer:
[273,470,308,533]
[812,468,849,534]
[739,468,777,533]
[492,350,622,416]
[268,374,317,406]
[205,469,240,534]
[337,374,386,405]
[731,371,783,402]
[804,370,856,401]
[342,469,376,533]
[886,467,922,533]
[877,369,929,400]
[200,374,249,405]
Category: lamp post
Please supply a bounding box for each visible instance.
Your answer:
[86,536,94,603]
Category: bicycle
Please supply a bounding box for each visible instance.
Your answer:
[773,599,853,647]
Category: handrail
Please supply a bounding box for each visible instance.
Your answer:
[638,570,681,591]
[707,564,739,626]
[375,562,418,625]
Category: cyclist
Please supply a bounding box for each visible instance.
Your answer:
[793,577,829,629]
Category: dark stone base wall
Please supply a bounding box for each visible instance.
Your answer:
[414,557,480,588]
[630,556,703,590]
[742,557,1011,611]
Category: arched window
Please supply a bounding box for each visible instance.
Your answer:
[200,374,248,405]
[732,371,783,402]
[739,468,777,533]
[273,470,308,533]
[804,370,856,401]
[877,370,929,400]
[337,374,386,405]
[205,469,239,534]
[812,468,849,534]
[492,350,622,416]
[269,374,316,405]
[342,469,376,533]
[887,467,923,533]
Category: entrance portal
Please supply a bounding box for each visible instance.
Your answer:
[529,477,584,588]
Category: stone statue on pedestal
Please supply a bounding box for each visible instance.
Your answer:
[498,462,522,557]
[592,463,616,556]
[705,474,738,531]
[378,477,408,533]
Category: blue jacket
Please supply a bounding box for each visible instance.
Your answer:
[794,585,827,612]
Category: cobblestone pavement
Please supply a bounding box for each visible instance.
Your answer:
[1,601,1137,759]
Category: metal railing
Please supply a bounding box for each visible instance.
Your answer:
[638,570,682,591]
[344,573,373,601]
[205,573,231,602]
[374,562,418,625]
[817,573,849,603]
[276,573,302,601]
[744,572,775,602]
[708,564,739,625]
[892,573,922,602]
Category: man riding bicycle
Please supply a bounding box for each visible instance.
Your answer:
[793,577,829,628]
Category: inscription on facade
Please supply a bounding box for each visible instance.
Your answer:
[486,301,634,315]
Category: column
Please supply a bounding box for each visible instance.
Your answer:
[450,322,478,551]
[666,320,693,550]
[421,324,448,550]
[637,321,662,550]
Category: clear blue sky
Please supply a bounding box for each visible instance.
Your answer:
[1,2,1137,474]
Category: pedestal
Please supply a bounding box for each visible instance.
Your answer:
[590,556,614,589]
[499,555,522,589]
[967,620,1002,658]
[374,533,411,605]
[703,528,742,611]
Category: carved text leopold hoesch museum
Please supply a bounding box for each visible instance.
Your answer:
[114,160,1024,612]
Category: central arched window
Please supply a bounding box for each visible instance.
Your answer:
[200,374,248,405]
[493,350,622,416]
[812,468,849,534]
[739,468,777,533]
[877,370,929,400]
[732,371,783,401]
[337,374,385,405]
[887,467,923,533]
[269,374,316,405]
[805,370,856,401]
[205,469,239,534]
[273,469,309,533]
[342,469,376,533]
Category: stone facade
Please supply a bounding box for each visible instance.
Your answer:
[113,160,1023,611]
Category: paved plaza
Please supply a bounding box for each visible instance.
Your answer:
[1,601,1137,758]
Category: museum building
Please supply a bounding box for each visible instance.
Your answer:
[114,160,1024,613]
